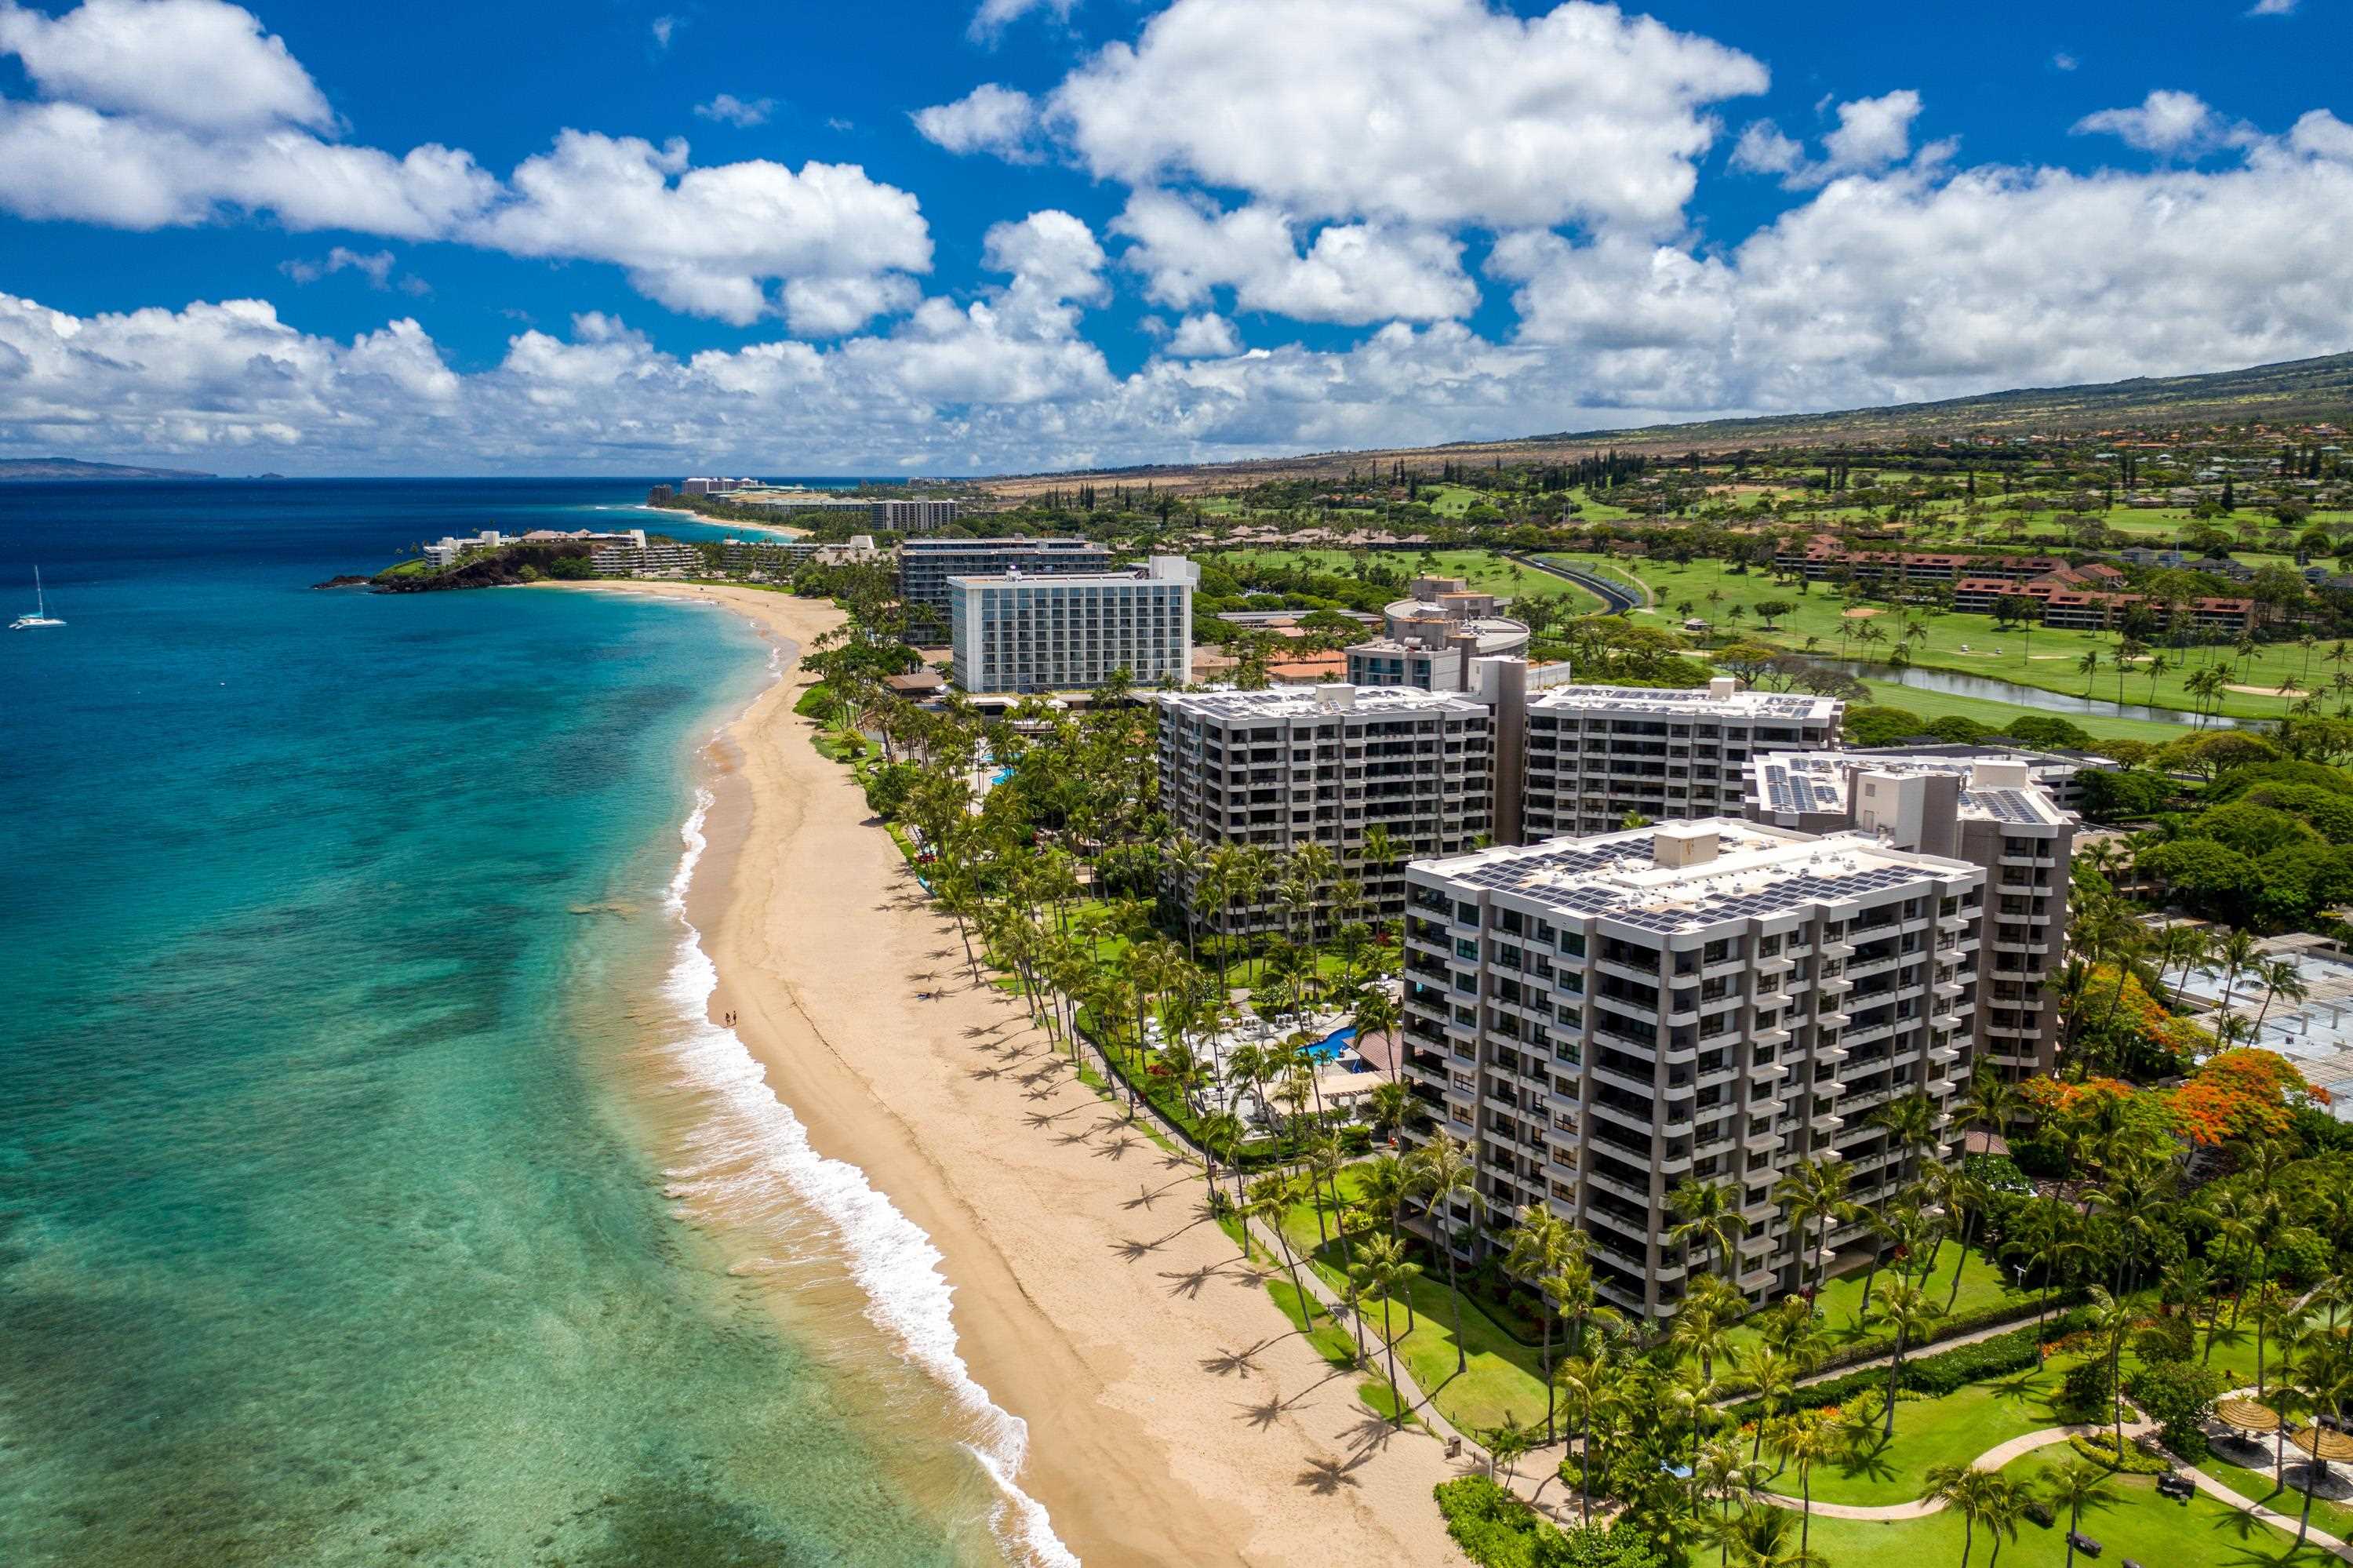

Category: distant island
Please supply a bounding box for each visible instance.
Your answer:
[0,457,218,481]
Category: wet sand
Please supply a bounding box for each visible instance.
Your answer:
[560,582,1464,1566]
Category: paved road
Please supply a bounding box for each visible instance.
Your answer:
[1506,553,1645,613]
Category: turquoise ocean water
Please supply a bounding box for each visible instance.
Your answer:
[0,482,1058,1566]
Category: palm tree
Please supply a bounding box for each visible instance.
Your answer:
[1351,990,1402,1082]
[2042,1458,2118,1568]
[1962,1064,2020,1143]
[1504,1206,1579,1437]
[2076,648,2100,697]
[2214,927,2262,1016]
[1669,1176,1750,1280]
[1869,1281,1946,1439]
[1924,1464,2025,1568]
[2253,955,2311,1032]
[1198,1110,1246,1213]
[1732,1344,1798,1463]
[1773,1158,1855,1309]
[1162,833,1207,966]
[1770,1410,1842,1558]
[2084,1286,2134,1453]
[1552,1354,1608,1526]
[1246,1172,1307,1301]
[1408,1132,1486,1373]
[2292,1330,2353,1546]
[1713,1506,1828,1568]
[1351,1234,1420,1427]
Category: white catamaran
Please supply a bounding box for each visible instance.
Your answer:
[10,566,64,629]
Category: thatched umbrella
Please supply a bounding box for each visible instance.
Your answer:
[2288,1426,2353,1464]
[2218,1398,2284,1436]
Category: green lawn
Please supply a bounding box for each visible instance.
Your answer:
[1802,1453,2342,1567]
[1216,545,1606,614]
[1550,550,2342,723]
[1787,1361,2072,1507]
[1850,680,2194,744]
[1724,1248,2042,1361]
[1270,1169,1557,1437]
[2202,1450,2353,1546]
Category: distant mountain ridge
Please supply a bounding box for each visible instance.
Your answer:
[1519,351,2353,448]
[978,351,2353,497]
[0,457,217,481]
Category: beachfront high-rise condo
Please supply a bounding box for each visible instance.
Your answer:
[1155,683,1494,934]
[1746,751,2075,1079]
[948,557,1197,693]
[898,537,1112,635]
[1519,682,1843,839]
[1399,820,1981,1319]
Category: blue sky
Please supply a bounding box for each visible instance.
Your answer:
[0,0,2347,474]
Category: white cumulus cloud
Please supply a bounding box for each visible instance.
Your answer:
[0,0,933,329]
[1166,312,1240,357]
[282,246,393,286]
[0,0,333,131]
[1029,0,1767,232]
[2073,89,2255,157]
[1113,191,1478,325]
[968,0,1078,42]
[467,131,932,328]
[1731,89,1923,189]
[911,83,1040,162]
[693,93,773,129]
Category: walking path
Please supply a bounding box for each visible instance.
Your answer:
[1785,1310,2056,1392]
[1242,1213,1475,1460]
[1756,1389,2353,1561]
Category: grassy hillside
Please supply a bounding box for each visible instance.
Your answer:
[979,351,2353,497]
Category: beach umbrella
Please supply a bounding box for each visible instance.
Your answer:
[2288,1426,2353,1464]
[2218,1399,2284,1435]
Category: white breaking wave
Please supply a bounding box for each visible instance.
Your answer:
[657,787,1080,1568]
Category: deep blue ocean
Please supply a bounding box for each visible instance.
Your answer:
[0,482,1034,1566]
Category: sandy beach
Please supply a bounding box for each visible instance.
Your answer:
[565,582,1464,1566]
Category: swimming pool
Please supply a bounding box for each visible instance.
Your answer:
[1307,1024,1356,1062]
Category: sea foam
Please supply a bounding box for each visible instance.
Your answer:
[660,786,1080,1568]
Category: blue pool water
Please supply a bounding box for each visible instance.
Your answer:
[1307,1025,1357,1062]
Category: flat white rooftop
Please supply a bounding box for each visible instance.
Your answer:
[947,571,1181,588]
[1529,684,1842,722]
[1415,819,1971,935]
[1751,752,2071,828]
[1158,685,1489,722]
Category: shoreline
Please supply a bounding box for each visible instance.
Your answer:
[548,582,1464,1566]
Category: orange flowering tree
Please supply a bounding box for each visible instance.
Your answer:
[2165,1048,2331,1147]
[2068,963,2215,1078]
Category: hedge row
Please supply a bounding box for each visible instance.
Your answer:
[1728,1305,2100,1422]
[1432,1477,1662,1568]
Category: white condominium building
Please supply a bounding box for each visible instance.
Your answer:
[1155,683,1494,931]
[1346,577,1534,692]
[1401,820,1980,1319]
[1521,681,1842,838]
[949,557,1197,693]
[897,537,1111,627]
[1747,752,2075,1079]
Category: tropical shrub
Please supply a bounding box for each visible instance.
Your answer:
[2071,1431,2169,1474]
[2057,1357,2115,1423]
[1728,1307,2098,1419]
[1431,1476,1663,1568]
[2125,1361,2225,1461]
